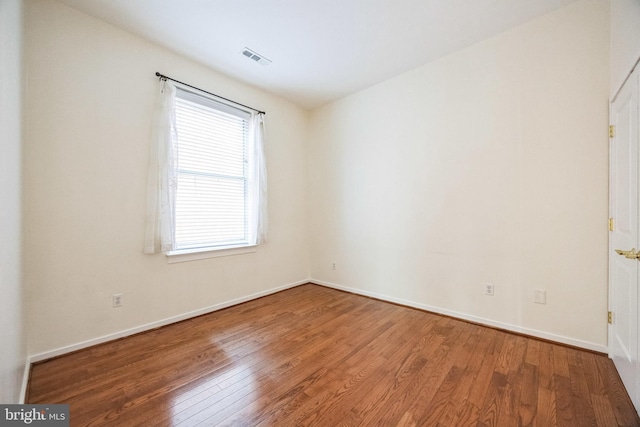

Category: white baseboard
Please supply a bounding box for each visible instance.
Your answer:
[311,279,608,354]
[23,276,607,400]
[28,279,310,364]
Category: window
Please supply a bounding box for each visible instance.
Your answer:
[173,89,253,252]
[144,81,267,257]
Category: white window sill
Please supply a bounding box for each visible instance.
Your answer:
[166,245,257,263]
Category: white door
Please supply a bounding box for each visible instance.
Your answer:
[610,66,640,412]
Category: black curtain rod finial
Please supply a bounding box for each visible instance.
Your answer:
[154,71,265,115]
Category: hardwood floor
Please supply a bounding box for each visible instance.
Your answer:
[28,284,639,426]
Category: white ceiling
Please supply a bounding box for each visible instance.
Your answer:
[56,0,581,110]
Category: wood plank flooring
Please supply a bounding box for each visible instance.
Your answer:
[27,284,639,426]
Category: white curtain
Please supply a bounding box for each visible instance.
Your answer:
[249,112,268,244]
[144,80,178,254]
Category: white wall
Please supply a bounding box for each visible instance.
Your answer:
[610,0,640,96]
[0,0,26,403]
[23,0,309,356]
[309,0,610,350]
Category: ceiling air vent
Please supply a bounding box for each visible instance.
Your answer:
[241,47,272,66]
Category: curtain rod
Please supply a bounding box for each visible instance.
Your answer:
[155,72,266,115]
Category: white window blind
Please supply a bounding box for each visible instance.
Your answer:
[174,88,252,251]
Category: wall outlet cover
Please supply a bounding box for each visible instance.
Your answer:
[534,289,546,305]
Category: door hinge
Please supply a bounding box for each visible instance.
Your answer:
[609,125,615,138]
[609,218,615,231]
[608,311,613,324]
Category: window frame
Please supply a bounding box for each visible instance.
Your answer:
[166,87,258,259]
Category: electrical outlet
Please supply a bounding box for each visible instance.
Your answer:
[113,293,123,308]
[484,284,494,296]
[332,262,336,270]
[534,289,546,305]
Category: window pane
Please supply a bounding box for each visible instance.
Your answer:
[176,100,246,176]
[175,173,247,248]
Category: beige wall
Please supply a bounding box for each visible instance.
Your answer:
[0,0,26,403]
[610,0,640,96]
[23,0,614,359]
[308,0,610,351]
[23,0,309,356]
